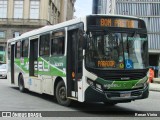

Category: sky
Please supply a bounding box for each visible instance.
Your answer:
[74,0,92,18]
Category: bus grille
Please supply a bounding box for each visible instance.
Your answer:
[96,70,147,81]
[105,91,143,98]
[131,91,143,96]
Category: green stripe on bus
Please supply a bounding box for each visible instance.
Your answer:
[95,77,147,90]
[14,57,66,77]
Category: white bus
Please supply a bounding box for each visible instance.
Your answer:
[7,15,149,106]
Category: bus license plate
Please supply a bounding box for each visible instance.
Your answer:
[120,92,131,97]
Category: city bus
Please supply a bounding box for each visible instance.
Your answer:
[7,15,149,106]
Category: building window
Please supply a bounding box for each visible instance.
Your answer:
[0,0,7,18]
[13,32,20,38]
[30,0,40,19]
[14,0,23,18]
[0,31,5,38]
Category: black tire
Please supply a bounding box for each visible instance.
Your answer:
[19,75,25,92]
[55,81,71,106]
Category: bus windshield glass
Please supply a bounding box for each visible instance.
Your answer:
[85,31,148,70]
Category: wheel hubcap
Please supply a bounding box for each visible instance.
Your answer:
[59,87,66,100]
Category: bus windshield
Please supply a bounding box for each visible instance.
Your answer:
[85,30,148,70]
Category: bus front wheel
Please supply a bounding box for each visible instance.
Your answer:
[55,81,71,106]
[19,75,25,92]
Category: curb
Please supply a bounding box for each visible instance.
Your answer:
[149,88,160,92]
[149,83,160,92]
[153,81,160,84]
[153,78,160,84]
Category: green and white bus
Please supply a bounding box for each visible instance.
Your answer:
[7,15,149,106]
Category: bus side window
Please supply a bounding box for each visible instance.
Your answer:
[8,43,11,60]
[21,39,29,57]
[51,31,65,56]
[39,34,50,56]
[15,41,21,58]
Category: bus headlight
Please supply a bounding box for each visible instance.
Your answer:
[144,82,149,89]
[143,76,149,88]
[87,78,94,86]
[96,83,102,90]
[87,78,102,91]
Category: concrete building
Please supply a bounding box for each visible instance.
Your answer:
[115,0,160,77]
[92,0,115,14]
[0,0,75,50]
[92,0,160,77]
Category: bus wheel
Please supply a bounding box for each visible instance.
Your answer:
[55,81,71,106]
[19,75,25,92]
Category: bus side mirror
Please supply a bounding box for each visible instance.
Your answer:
[82,34,88,49]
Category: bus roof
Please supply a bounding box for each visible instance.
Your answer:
[7,14,142,43]
[8,17,83,43]
[90,14,140,19]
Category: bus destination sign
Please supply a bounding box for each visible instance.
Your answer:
[100,18,137,28]
[87,16,145,29]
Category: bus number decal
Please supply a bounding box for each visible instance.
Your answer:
[98,61,115,67]
[100,19,111,27]
[54,63,63,67]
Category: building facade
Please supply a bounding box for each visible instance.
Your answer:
[92,0,115,14]
[115,0,160,77]
[92,0,160,77]
[0,0,75,51]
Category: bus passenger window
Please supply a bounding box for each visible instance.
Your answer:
[15,41,21,58]
[39,34,50,56]
[51,31,65,56]
[22,39,29,57]
[8,44,11,60]
[51,37,64,55]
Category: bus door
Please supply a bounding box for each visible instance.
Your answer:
[11,44,15,84]
[29,38,38,77]
[67,28,83,98]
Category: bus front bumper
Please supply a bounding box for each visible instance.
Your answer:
[85,85,149,103]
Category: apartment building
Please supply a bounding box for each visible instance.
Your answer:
[92,0,160,77]
[0,0,75,50]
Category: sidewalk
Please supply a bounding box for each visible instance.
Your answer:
[153,78,160,84]
[149,78,160,92]
[149,83,160,92]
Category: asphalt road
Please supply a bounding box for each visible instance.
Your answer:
[0,78,160,119]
